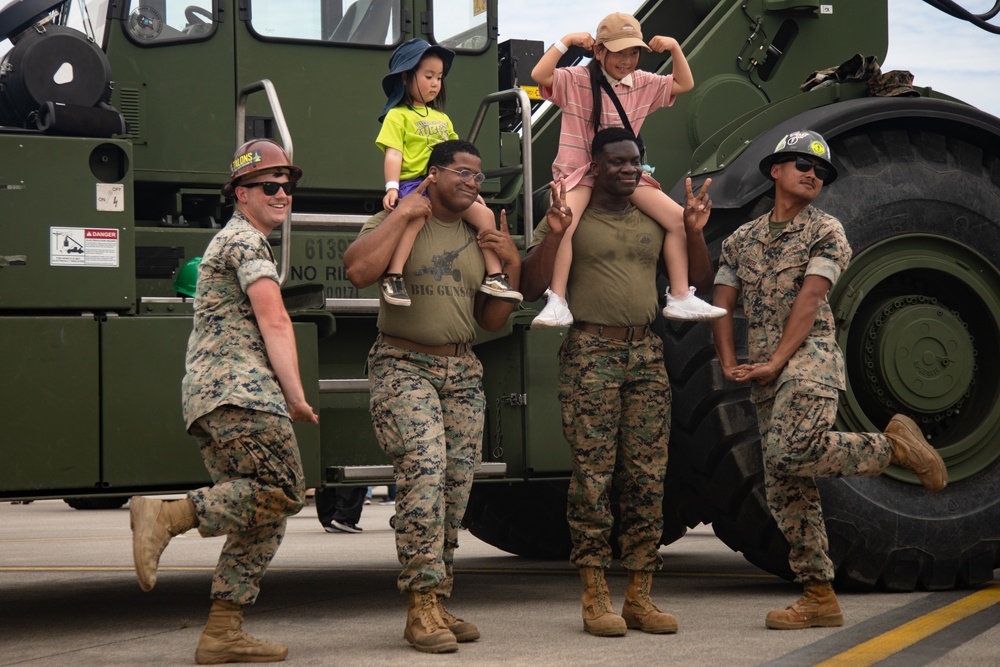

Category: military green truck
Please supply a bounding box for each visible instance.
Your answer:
[2,0,999,592]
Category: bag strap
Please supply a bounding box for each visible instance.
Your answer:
[598,77,645,159]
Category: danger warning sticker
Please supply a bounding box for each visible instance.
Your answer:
[50,227,120,267]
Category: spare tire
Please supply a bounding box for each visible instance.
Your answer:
[64,496,128,510]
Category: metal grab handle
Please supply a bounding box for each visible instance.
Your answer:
[236,80,294,286]
[466,88,535,247]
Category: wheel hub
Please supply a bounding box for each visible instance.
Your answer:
[865,299,975,415]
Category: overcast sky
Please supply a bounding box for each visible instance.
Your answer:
[498,0,1000,117]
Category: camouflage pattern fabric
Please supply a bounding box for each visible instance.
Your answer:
[755,380,890,583]
[867,70,919,97]
[799,53,918,98]
[182,211,288,429]
[367,341,484,596]
[187,405,305,605]
[558,329,670,572]
[715,204,851,403]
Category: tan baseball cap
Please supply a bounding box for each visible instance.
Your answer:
[595,12,650,52]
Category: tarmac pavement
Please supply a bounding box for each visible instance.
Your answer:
[2,495,998,666]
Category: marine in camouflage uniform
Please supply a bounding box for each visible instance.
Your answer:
[180,209,310,604]
[713,130,946,630]
[130,139,317,663]
[344,140,521,654]
[716,203,890,582]
[522,128,717,636]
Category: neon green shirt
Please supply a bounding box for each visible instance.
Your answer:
[376,106,458,181]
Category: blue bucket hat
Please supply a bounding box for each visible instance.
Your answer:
[379,38,455,122]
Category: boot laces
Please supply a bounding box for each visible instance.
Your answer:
[418,593,447,630]
[591,571,613,612]
[629,573,661,612]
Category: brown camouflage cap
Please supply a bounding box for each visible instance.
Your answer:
[868,70,920,97]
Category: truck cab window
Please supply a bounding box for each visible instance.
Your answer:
[248,0,400,46]
[429,0,492,52]
[124,0,216,45]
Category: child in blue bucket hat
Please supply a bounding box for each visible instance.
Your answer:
[374,38,521,307]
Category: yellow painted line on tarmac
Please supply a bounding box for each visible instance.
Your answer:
[813,583,1000,667]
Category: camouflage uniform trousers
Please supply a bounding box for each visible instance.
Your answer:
[368,341,484,596]
[756,379,891,583]
[558,329,671,572]
[187,405,305,606]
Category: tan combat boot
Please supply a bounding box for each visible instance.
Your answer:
[765,581,844,629]
[579,567,627,636]
[404,591,459,653]
[194,599,288,664]
[437,599,480,642]
[129,496,197,591]
[884,414,947,491]
[621,570,678,634]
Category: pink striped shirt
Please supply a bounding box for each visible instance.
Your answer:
[541,65,675,191]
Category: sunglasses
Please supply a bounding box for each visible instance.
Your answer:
[438,166,486,185]
[791,156,830,181]
[241,181,297,196]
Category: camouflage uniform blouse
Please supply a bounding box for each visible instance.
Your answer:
[181,212,288,429]
[714,204,851,403]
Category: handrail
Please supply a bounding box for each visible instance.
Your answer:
[466,88,535,247]
[236,80,294,286]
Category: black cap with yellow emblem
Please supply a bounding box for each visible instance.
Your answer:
[759,130,838,184]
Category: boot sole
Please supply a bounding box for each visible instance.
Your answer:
[130,497,160,592]
[765,614,844,630]
[583,622,627,637]
[195,647,289,664]
[625,620,677,634]
[478,288,524,303]
[403,629,459,653]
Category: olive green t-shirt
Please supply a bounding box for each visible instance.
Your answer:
[359,210,485,346]
[529,205,664,326]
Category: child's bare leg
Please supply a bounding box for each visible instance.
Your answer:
[386,218,423,275]
[467,201,504,276]
[630,186,688,296]
[531,186,591,328]
[631,186,725,321]
[467,201,522,302]
[382,217,426,307]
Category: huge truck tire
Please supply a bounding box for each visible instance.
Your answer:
[666,125,1000,590]
[64,497,128,510]
[464,478,687,560]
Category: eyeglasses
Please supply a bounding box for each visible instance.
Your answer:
[438,166,486,185]
[792,156,830,181]
[241,181,297,196]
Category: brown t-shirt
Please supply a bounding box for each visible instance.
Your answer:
[359,210,486,346]
[530,205,664,326]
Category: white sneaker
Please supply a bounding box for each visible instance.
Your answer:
[663,286,727,321]
[532,289,574,328]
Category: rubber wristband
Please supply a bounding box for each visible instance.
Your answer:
[385,181,399,191]
[553,40,569,54]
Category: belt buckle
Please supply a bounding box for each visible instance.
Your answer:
[625,325,635,341]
